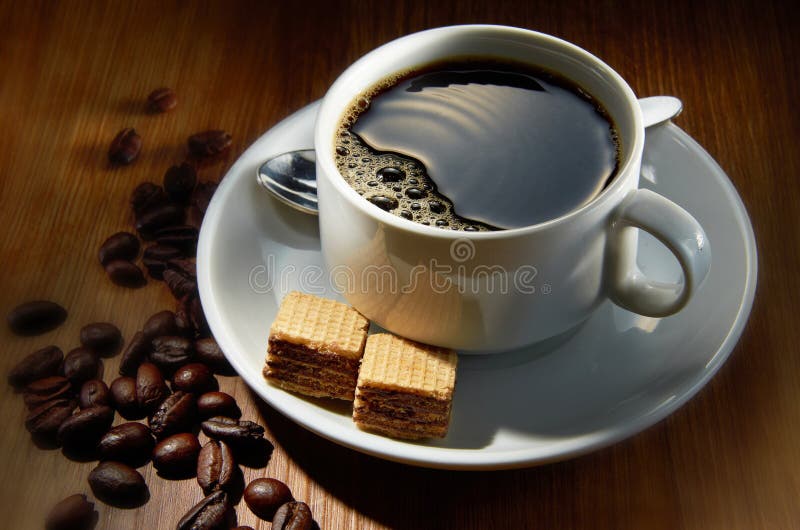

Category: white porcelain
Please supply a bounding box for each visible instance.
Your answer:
[196,101,756,469]
[314,26,711,351]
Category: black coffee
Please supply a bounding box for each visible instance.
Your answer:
[335,59,620,230]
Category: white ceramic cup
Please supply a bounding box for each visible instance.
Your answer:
[314,25,710,352]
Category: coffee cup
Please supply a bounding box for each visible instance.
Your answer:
[314,25,710,352]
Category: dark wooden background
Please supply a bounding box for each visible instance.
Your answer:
[1,1,797,528]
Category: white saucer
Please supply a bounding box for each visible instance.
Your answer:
[197,101,757,470]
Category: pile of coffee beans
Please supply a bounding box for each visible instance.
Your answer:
[6,87,316,529]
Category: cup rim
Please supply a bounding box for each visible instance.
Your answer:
[315,24,644,239]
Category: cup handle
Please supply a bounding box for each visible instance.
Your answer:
[607,188,711,317]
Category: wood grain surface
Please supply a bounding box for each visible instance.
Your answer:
[1,1,798,528]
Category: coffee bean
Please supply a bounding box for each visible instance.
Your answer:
[136,362,170,413]
[190,180,218,211]
[108,128,142,165]
[142,310,179,340]
[88,461,149,508]
[197,392,240,420]
[142,245,182,279]
[24,376,73,409]
[152,432,201,477]
[155,225,198,256]
[109,376,144,420]
[57,405,114,447]
[7,300,67,336]
[45,493,97,530]
[188,130,232,158]
[25,398,77,438]
[163,265,197,300]
[150,336,194,375]
[130,182,168,216]
[149,390,196,439]
[135,203,185,240]
[147,87,177,113]
[79,380,110,409]
[201,417,265,444]
[173,363,217,394]
[98,232,140,266]
[197,440,237,494]
[63,348,102,386]
[105,260,147,288]
[8,345,64,388]
[272,501,313,530]
[177,490,231,530]
[164,162,196,203]
[119,331,149,376]
[80,322,122,355]
[176,294,207,339]
[98,422,154,468]
[244,478,293,521]
[194,339,234,374]
[186,205,204,230]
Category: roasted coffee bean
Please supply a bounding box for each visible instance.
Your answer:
[105,259,147,288]
[152,432,201,477]
[24,376,73,409]
[163,162,196,203]
[45,493,97,530]
[87,461,149,508]
[142,310,179,340]
[150,336,194,374]
[163,262,197,300]
[108,128,142,165]
[8,345,64,388]
[201,417,265,444]
[57,405,114,447]
[197,440,236,494]
[80,322,122,355]
[98,422,155,468]
[149,391,196,439]
[79,380,110,409]
[243,478,293,521]
[98,232,140,266]
[188,130,232,158]
[147,87,177,113]
[119,331,149,376]
[136,362,170,413]
[186,205,204,230]
[272,501,313,530]
[176,294,207,339]
[190,181,218,214]
[63,348,102,386]
[134,203,185,240]
[109,376,144,420]
[142,245,182,279]
[173,363,217,394]
[155,225,198,256]
[130,182,168,216]
[176,490,231,530]
[197,392,240,420]
[25,398,76,438]
[7,300,67,336]
[194,339,233,374]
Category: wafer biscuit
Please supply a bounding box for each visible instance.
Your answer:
[264,292,368,400]
[354,333,457,439]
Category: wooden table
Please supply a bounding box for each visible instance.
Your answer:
[1,1,797,528]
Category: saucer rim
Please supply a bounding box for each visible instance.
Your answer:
[197,101,757,470]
